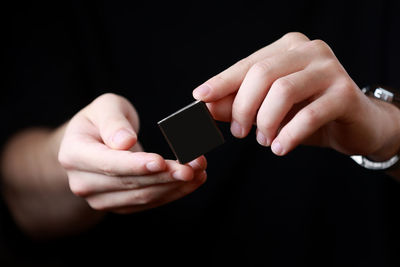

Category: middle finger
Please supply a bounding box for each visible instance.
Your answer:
[68,157,207,197]
[230,47,316,138]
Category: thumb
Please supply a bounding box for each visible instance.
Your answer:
[86,93,140,150]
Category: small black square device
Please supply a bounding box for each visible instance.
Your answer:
[158,100,225,164]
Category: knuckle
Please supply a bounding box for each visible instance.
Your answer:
[334,79,358,103]
[307,39,334,57]
[132,190,153,205]
[308,39,327,48]
[93,93,131,109]
[99,162,115,176]
[94,93,119,105]
[209,74,234,91]
[234,57,253,71]
[301,107,320,128]
[321,58,341,73]
[154,172,173,184]
[282,32,310,49]
[256,115,274,134]
[283,32,309,40]
[119,177,140,190]
[274,77,295,100]
[249,61,273,77]
[337,78,355,93]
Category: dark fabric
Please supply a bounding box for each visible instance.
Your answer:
[2,1,400,266]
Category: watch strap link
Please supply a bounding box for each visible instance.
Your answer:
[351,155,400,170]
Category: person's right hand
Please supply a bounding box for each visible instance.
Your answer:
[58,93,207,214]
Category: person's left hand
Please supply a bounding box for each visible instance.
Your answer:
[193,32,400,161]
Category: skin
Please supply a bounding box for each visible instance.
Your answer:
[193,32,400,178]
[2,31,400,239]
[1,93,207,239]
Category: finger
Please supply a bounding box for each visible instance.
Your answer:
[230,47,315,138]
[193,32,309,102]
[86,93,140,150]
[61,138,166,175]
[86,182,182,211]
[69,170,172,196]
[86,172,207,212]
[255,67,332,146]
[186,155,208,172]
[270,90,344,156]
[69,158,206,197]
[205,94,235,122]
[112,171,207,214]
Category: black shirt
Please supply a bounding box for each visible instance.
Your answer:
[2,1,400,266]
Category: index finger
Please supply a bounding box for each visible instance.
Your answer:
[59,134,166,176]
[192,32,309,102]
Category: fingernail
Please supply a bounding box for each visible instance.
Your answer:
[256,131,267,146]
[113,129,134,146]
[231,121,244,138]
[146,161,163,172]
[172,170,187,181]
[188,160,201,170]
[271,140,283,155]
[193,84,210,99]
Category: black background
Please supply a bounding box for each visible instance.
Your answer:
[2,1,400,266]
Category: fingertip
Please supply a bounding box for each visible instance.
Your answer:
[230,120,245,138]
[171,165,194,181]
[256,129,268,147]
[187,156,207,171]
[145,160,164,172]
[110,128,137,150]
[145,154,166,172]
[193,83,211,101]
[187,160,200,170]
[271,139,284,156]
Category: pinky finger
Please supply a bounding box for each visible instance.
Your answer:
[271,91,344,156]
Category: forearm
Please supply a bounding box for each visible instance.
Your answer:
[0,124,104,239]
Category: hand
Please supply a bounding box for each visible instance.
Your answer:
[59,93,207,214]
[193,32,400,160]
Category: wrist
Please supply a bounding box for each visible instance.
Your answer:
[367,97,400,162]
[351,85,400,171]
